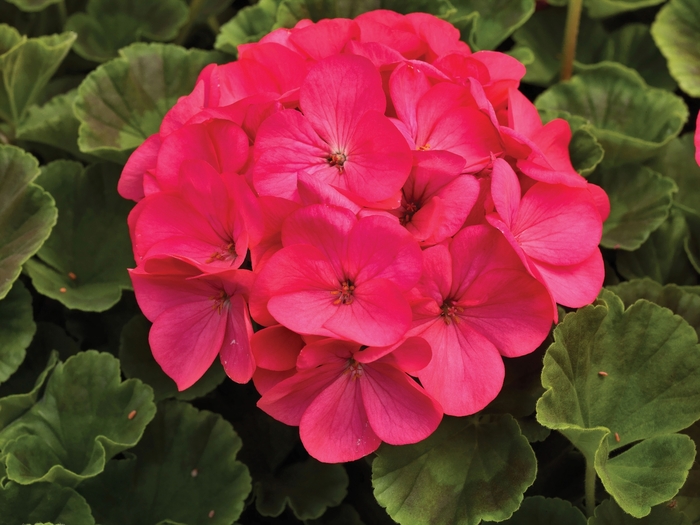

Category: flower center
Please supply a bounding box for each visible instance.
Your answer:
[417,143,431,151]
[328,152,347,172]
[210,289,229,314]
[331,280,355,305]
[400,201,420,225]
[440,300,463,325]
[345,358,363,380]
[205,241,237,264]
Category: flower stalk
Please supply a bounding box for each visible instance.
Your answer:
[561,0,584,80]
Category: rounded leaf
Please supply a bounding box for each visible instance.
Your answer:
[0,481,94,525]
[0,281,35,385]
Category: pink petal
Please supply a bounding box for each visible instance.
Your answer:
[405,13,469,60]
[290,19,361,61]
[219,294,255,384]
[377,336,433,373]
[362,362,442,444]
[119,134,161,201]
[415,243,452,305]
[390,63,432,139]
[531,249,605,308]
[507,88,541,137]
[237,42,308,97]
[296,339,356,370]
[355,12,425,59]
[251,325,304,371]
[588,182,611,221]
[297,170,363,213]
[253,368,296,396]
[490,158,522,229]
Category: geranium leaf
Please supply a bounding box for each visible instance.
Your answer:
[445,0,535,51]
[0,281,35,386]
[305,503,365,525]
[215,0,283,55]
[0,482,94,525]
[0,145,57,301]
[3,0,61,12]
[608,279,700,337]
[372,415,536,525]
[73,43,223,163]
[187,0,235,24]
[0,29,75,127]
[119,314,226,402]
[617,208,698,285]
[66,0,190,63]
[590,164,677,251]
[546,0,666,18]
[684,210,700,274]
[513,8,674,89]
[590,498,693,525]
[535,63,688,167]
[677,423,700,523]
[255,458,348,520]
[648,134,700,216]
[0,350,156,486]
[652,0,700,98]
[382,0,454,16]
[77,400,252,525]
[274,0,381,28]
[539,109,604,176]
[499,496,586,524]
[536,289,700,517]
[24,161,134,312]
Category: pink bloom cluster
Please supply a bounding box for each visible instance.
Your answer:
[122,11,609,463]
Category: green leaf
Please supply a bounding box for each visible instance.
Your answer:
[590,498,693,525]
[652,0,700,98]
[381,0,454,16]
[187,0,235,24]
[583,0,666,18]
[0,281,35,385]
[539,109,604,176]
[0,482,94,525]
[647,134,700,216]
[677,423,700,523]
[0,350,156,486]
[73,43,223,163]
[24,161,134,312]
[535,63,688,167]
[514,9,674,89]
[274,0,380,28]
[78,400,252,525]
[617,208,698,285]
[445,0,535,51]
[498,496,586,524]
[607,279,700,337]
[0,29,76,127]
[536,290,700,517]
[119,314,226,402]
[590,164,677,251]
[16,90,85,159]
[255,458,348,520]
[215,0,282,55]
[372,415,536,525]
[305,503,365,525]
[66,0,190,63]
[0,145,57,301]
[3,0,62,12]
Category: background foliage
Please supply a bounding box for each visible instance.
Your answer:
[0,0,698,523]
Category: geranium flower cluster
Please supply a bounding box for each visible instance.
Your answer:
[121,10,609,463]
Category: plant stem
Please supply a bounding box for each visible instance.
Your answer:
[560,0,584,81]
[175,0,207,46]
[58,0,67,26]
[585,458,597,517]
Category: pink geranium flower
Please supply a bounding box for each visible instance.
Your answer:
[130,257,255,389]
[257,337,442,463]
[250,204,422,347]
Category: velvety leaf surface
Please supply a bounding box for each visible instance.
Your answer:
[677,422,700,523]
[590,498,692,525]
[536,289,700,517]
[24,161,133,311]
[15,90,84,158]
[372,415,536,525]
[0,281,35,385]
[617,208,698,285]
[0,351,156,486]
[608,279,700,337]
[0,29,75,126]
[652,0,700,97]
[255,458,348,520]
[77,400,252,525]
[215,0,282,54]
[273,0,380,30]
[66,0,190,62]
[74,43,222,163]
[446,0,535,51]
[590,164,676,251]
[535,64,688,167]
[0,145,57,300]
[381,0,453,15]
[119,314,226,402]
[514,8,674,89]
[496,496,586,524]
[0,482,94,525]
[546,0,665,18]
[539,109,604,176]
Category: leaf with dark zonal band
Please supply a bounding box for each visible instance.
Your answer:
[0,281,35,386]
[536,289,700,517]
[73,43,223,163]
[0,481,94,525]
[0,351,156,486]
[215,0,284,55]
[24,161,134,312]
[372,415,536,525]
[535,63,688,167]
[78,400,252,525]
[590,164,677,251]
[0,145,57,301]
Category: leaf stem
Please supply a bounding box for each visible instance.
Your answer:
[58,0,68,26]
[560,0,584,81]
[585,458,597,517]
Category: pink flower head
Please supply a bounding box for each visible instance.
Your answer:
[409,224,553,416]
[253,54,412,204]
[130,257,255,389]
[250,204,422,347]
[251,324,305,395]
[257,336,442,462]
